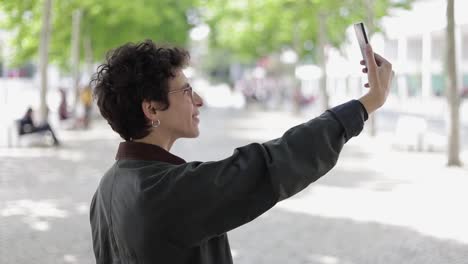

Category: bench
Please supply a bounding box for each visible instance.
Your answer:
[8,120,54,147]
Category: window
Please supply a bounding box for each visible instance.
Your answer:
[407,37,422,62]
[406,74,422,97]
[384,39,398,61]
[431,35,446,62]
[462,33,468,61]
[390,73,398,96]
[431,74,445,97]
[462,74,468,98]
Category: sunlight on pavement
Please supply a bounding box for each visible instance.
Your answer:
[273,132,468,245]
[307,254,344,264]
[278,183,468,245]
[75,203,89,215]
[0,148,86,162]
[30,220,50,231]
[1,199,68,231]
[63,254,77,263]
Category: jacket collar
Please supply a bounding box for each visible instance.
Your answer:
[115,141,186,165]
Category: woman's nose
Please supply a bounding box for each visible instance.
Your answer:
[193,91,204,107]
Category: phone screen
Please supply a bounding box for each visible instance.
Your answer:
[354,22,369,62]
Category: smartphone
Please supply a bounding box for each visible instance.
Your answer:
[354,22,369,62]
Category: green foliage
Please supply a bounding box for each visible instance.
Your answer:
[200,0,414,62]
[0,0,414,69]
[0,0,195,70]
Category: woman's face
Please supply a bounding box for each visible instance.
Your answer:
[158,69,203,139]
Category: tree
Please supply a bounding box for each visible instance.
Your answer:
[0,0,196,69]
[445,0,462,166]
[202,0,413,111]
[1,0,196,120]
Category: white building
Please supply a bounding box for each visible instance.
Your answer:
[380,0,468,99]
[327,0,468,100]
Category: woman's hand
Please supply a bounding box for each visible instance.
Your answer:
[358,44,394,114]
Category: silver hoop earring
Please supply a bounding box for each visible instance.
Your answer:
[151,119,160,128]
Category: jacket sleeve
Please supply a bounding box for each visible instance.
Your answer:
[153,100,368,248]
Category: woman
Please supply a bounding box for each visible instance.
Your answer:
[90,40,393,264]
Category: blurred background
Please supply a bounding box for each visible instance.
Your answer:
[0,0,467,263]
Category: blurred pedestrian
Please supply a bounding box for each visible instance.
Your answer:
[80,85,93,129]
[58,88,70,121]
[18,107,60,146]
[89,40,394,263]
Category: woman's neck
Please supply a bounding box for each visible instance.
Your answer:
[133,131,176,152]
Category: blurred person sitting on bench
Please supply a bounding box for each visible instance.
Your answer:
[19,107,60,146]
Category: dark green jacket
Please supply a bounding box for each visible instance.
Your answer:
[90,100,368,264]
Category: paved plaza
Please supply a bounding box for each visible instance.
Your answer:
[1,107,467,264]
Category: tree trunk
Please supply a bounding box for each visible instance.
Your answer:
[38,0,53,123]
[292,21,301,115]
[318,12,329,111]
[366,0,377,137]
[71,9,82,113]
[84,35,93,78]
[445,0,462,166]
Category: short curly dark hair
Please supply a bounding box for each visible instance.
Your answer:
[91,40,189,141]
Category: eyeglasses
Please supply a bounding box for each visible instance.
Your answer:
[168,86,195,101]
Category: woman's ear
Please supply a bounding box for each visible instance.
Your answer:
[141,100,159,120]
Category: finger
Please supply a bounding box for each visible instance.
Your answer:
[365,44,378,87]
[374,52,391,68]
[362,68,368,73]
[360,60,366,65]
[373,52,389,64]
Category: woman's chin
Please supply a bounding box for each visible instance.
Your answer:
[192,129,200,138]
[186,128,200,138]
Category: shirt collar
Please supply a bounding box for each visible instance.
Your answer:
[115,141,186,165]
